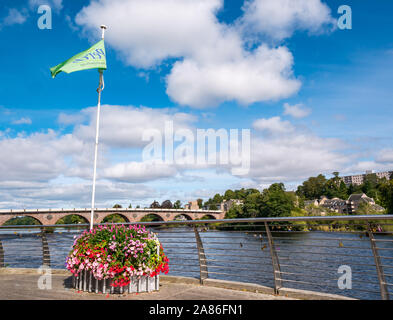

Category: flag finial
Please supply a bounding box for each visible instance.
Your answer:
[100,25,107,40]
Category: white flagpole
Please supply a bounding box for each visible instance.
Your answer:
[90,25,107,230]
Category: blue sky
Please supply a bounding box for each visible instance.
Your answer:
[0,0,392,209]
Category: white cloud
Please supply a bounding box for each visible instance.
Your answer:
[1,105,389,208]
[1,8,27,27]
[166,45,301,108]
[283,102,311,118]
[249,132,349,184]
[240,0,336,41]
[253,116,294,134]
[75,0,302,108]
[375,149,393,164]
[12,117,32,125]
[0,179,154,209]
[29,0,63,12]
[73,105,196,148]
[0,130,67,182]
[75,0,225,68]
[103,160,178,182]
[247,116,350,184]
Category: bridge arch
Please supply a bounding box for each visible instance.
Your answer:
[1,215,43,226]
[199,214,217,220]
[99,213,130,224]
[139,213,164,222]
[174,213,193,221]
[54,214,89,225]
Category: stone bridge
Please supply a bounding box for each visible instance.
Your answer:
[0,208,225,226]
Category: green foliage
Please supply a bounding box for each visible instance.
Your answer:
[379,180,393,214]
[150,201,161,208]
[260,183,295,218]
[113,204,122,208]
[173,200,182,209]
[140,214,162,222]
[56,214,87,224]
[296,174,327,199]
[355,202,384,216]
[161,200,173,209]
[3,216,40,226]
[208,203,218,210]
[101,214,127,223]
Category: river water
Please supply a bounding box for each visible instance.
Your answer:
[1,226,392,300]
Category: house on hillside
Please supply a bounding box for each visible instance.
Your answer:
[319,197,348,214]
[184,200,199,210]
[347,193,384,214]
[305,193,385,215]
[220,199,244,212]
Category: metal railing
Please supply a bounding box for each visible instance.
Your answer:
[1,215,393,300]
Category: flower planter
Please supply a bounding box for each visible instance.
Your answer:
[66,224,169,295]
[72,270,159,294]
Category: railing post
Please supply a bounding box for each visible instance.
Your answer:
[367,223,390,300]
[264,222,282,294]
[193,226,208,284]
[0,239,4,268]
[40,228,51,267]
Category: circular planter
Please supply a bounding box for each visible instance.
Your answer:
[72,270,159,294]
[66,224,169,294]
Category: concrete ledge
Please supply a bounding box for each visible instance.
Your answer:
[202,278,275,296]
[0,267,69,276]
[278,287,356,300]
[160,275,201,285]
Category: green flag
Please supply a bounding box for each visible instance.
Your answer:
[50,40,107,78]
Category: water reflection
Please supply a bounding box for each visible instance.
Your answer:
[1,227,392,300]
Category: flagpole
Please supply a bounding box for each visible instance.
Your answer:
[90,25,107,230]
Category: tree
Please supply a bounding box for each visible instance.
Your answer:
[208,203,218,210]
[113,204,122,208]
[197,199,203,208]
[150,201,161,208]
[261,183,295,218]
[128,203,132,208]
[225,205,243,219]
[173,200,182,209]
[296,174,327,200]
[362,174,379,199]
[355,202,383,216]
[224,189,236,200]
[242,192,263,218]
[213,193,223,204]
[379,180,393,214]
[325,176,348,199]
[161,200,173,209]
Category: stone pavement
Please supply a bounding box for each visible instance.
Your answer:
[0,272,294,300]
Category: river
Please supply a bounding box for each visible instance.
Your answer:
[1,226,392,300]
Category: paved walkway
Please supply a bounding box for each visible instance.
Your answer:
[0,273,294,300]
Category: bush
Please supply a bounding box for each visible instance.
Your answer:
[66,224,169,287]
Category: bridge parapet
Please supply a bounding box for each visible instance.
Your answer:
[0,208,225,226]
